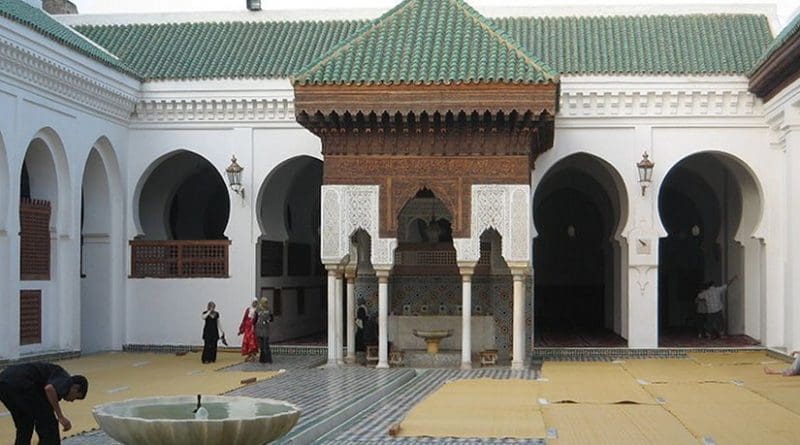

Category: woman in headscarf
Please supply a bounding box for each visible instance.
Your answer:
[201,301,225,364]
[238,299,259,362]
[255,297,273,364]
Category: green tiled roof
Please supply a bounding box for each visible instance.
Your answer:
[293,0,558,86]
[749,11,800,75]
[497,14,772,76]
[73,10,773,81]
[0,0,137,77]
[75,20,366,81]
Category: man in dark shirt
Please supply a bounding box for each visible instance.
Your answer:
[0,362,88,445]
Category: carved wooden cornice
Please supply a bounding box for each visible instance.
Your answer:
[749,31,800,101]
[294,83,558,118]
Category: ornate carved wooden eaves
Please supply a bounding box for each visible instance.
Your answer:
[295,82,557,156]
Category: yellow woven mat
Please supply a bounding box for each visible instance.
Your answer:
[396,379,546,439]
[541,362,629,382]
[688,351,779,367]
[660,400,800,443]
[620,359,723,383]
[543,404,697,445]
[746,380,800,416]
[540,362,654,404]
[0,352,277,442]
[643,382,768,405]
[541,380,655,405]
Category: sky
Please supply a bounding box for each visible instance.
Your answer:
[73,0,800,28]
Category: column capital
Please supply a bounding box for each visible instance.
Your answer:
[375,268,391,282]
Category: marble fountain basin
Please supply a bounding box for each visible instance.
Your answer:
[413,329,454,354]
[93,395,301,445]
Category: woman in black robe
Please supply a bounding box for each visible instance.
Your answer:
[201,301,225,363]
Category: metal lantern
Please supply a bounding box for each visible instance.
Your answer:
[226,155,245,198]
[637,151,655,196]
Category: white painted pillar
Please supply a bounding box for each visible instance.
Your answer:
[627,264,659,348]
[460,269,473,369]
[335,273,344,365]
[512,273,526,370]
[345,272,356,364]
[376,270,390,369]
[326,269,337,366]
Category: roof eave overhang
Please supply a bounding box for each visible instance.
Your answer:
[294,82,558,122]
[749,32,800,101]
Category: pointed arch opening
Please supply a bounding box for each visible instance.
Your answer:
[533,153,629,347]
[256,155,325,344]
[657,151,763,346]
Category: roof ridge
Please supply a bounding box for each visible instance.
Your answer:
[450,0,558,82]
[293,0,558,86]
[291,0,416,85]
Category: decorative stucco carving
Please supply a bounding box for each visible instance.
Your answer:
[133,97,296,123]
[324,155,529,238]
[560,89,760,118]
[321,185,396,267]
[0,36,137,120]
[456,184,531,264]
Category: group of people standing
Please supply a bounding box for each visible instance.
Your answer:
[201,297,273,364]
[239,298,274,364]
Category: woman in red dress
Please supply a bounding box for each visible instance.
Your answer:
[238,299,259,362]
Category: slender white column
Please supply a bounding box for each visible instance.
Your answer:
[345,273,356,364]
[461,270,473,369]
[335,273,344,365]
[512,273,526,370]
[376,271,390,369]
[326,269,337,366]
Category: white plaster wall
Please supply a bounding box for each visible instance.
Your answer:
[124,125,324,346]
[534,76,774,348]
[0,17,136,359]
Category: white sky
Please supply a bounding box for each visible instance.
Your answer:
[73,0,800,28]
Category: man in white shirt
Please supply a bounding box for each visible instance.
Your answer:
[697,275,738,339]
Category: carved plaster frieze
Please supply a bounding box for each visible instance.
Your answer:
[133,97,296,123]
[0,36,137,120]
[321,185,396,267]
[456,184,531,264]
[560,89,760,118]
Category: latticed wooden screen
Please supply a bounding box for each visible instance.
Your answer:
[130,240,230,278]
[20,199,51,280]
[20,290,42,345]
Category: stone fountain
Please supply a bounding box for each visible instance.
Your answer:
[413,329,454,354]
[93,395,301,445]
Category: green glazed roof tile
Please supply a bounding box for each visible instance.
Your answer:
[72,9,773,81]
[0,0,137,77]
[293,0,558,86]
[75,19,366,81]
[496,14,772,76]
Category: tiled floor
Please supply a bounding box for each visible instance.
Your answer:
[63,351,800,445]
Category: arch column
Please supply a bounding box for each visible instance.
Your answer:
[345,268,356,364]
[376,268,390,369]
[459,265,474,369]
[511,269,528,370]
[325,267,339,367]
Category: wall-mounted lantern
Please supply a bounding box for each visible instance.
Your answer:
[226,155,245,199]
[637,151,655,196]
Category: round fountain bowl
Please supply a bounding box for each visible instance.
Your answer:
[93,395,301,445]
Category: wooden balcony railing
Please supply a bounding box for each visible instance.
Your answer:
[130,240,231,278]
[20,198,51,280]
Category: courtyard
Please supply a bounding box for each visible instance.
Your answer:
[2,350,799,444]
